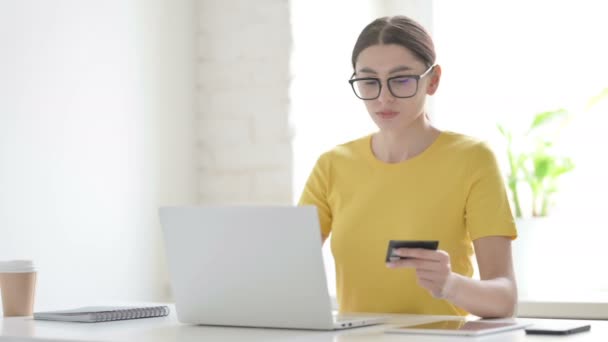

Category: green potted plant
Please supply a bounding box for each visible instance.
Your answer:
[498,89,607,298]
[497,109,575,218]
[498,109,575,298]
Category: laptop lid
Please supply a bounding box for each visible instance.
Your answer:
[159,205,336,330]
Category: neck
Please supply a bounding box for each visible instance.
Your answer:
[373,114,439,163]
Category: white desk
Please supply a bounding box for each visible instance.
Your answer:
[0,306,604,342]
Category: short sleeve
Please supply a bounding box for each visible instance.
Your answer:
[298,153,332,242]
[465,143,517,241]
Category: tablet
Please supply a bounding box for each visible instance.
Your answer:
[385,319,530,336]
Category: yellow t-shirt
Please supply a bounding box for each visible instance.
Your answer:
[298,131,517,316]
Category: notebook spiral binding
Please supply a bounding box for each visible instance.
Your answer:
[92,306,170,322]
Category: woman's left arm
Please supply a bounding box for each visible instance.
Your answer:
[389,235,517,318]
[447,236,517,318]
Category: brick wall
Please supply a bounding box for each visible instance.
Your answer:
[196,0,293,204]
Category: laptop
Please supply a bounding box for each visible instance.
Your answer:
[159,205,388,330]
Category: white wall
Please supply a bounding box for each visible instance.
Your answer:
[383,0,433,32]
[196,0,292,204]
[0,0,196,310]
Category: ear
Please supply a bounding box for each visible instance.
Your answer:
[426,64,442,95]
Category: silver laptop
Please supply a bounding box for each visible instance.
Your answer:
[159,205,387,330]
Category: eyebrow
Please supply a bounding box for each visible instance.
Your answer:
[356,65,415,75]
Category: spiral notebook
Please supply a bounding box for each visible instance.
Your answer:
[34,306,170,323]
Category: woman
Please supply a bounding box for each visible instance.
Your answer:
[299,15,517,318]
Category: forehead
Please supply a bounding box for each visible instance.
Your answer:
[355,44,425,73]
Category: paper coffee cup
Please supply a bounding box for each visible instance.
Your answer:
[0,260,37,317]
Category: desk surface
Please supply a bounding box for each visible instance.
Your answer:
[0,306,604,342]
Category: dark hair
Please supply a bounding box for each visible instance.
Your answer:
[351,16,436,70]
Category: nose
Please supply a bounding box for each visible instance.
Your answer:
[378,82,395,103]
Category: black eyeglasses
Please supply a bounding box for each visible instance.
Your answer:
[348,65,435,100]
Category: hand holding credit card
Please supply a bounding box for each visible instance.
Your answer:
[385,240,439,262]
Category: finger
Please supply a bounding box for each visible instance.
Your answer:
[417,278,438,292]
[416,271,450,295]
[391,258,442,271]
[393,248,448,261]
[415,269,439,282]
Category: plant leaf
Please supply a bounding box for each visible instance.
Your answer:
[528,109,568,132]
[550,158,575,177]
[533,156,553,180]
[497,123,511,142]
[586,87,608,111]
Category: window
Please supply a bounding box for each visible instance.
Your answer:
[432,1,608,300]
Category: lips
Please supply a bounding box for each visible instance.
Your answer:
[376,111,399,119]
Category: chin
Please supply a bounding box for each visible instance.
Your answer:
[373,118,407,132]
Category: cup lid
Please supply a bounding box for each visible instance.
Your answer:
[0,260,36,273]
